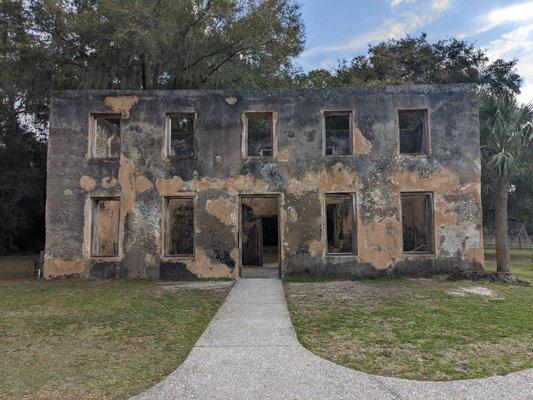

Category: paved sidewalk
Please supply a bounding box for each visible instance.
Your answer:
[131,278,533,400]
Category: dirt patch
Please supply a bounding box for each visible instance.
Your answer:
[0,255,36,281]
[154,281,234,293]
[447,286,502,299]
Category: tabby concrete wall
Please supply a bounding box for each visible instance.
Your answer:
[44,85,484,279]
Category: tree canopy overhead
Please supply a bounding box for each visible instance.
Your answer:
[295,33,521,94]
[4,0,305,126]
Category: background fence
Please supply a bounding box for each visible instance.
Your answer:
[483,236,533,249]
[484,222,533,249]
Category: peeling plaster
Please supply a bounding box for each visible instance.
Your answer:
[225,97,238,105]
[103,96,139,118]
[206,198,237,226]
[277,149,291,162]
[287,206,298,223]
[308,240,324,257]
[354,127,372,154]
[135,176,153,194]
[79,175,96,191]
[156,176,184,195]
[44,258,86,278]
[182,249,239,278]
[101,176,117,189]
[288,163,362,195]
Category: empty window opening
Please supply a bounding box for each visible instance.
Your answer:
[326,194,356,254]
[401,193,434,253]
[91,198,120,257]
[240,196,279,270]
[165,198,194,256]
[398,110,428,154]
[168,113,195,158]
[91,114,121,158]
[246,113,273,157]
[325,112,352,156]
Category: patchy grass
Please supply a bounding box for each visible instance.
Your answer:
[284,250,533,381]
[484,248,533,260]
[484,249,533,282]
[357,275,407,283]
[0,278,230,399]
[282,274,331,283]
[0,254,36,280]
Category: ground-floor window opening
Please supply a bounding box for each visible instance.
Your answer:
[325,194,356,254]
[165,197,194,256]
[401,193,434,253]
[91,198,120,257]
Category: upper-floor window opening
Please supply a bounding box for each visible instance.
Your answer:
[245,112,273,157]
[90,114,121,159]
[324,112,352,156]
[167,113,195,158]
[398,109,429,154]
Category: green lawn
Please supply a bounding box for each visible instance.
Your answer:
[284,250,533,381]
[484,248,533,281]
[0,275,230,399]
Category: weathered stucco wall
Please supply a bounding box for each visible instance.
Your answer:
[44,85,484,279]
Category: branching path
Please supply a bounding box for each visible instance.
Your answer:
[131,278,532,400]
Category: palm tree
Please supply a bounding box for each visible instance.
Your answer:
[479,93,533,279]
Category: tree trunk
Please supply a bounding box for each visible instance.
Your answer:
[494,178,511,275]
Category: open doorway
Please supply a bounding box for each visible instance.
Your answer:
[240,195,280,278]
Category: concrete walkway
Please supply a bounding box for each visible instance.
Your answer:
[131,278,533,400]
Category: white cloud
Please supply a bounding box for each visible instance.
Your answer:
[390,0,415,7]
[485,1,533,29]
[303,1,450,58]
[486,24,533,60]
[431,0,450,12]
[518,83,533,104]
[471,1,533,35]
[486,24,533,102]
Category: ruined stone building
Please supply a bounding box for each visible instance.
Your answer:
[44,85,484,279]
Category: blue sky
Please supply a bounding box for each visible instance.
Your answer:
[296,0,533,103]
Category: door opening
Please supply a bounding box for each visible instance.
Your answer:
[240,195,280,278]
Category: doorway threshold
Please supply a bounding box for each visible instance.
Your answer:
[241,266,279,279]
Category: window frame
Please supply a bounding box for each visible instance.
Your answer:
[242,111,275,158]
[163,196,196,258]
[400,191,435,255]
[88,113,122,160]
[164,112,197,160]
[324,192,358,256]
[397,108,430,156]
[90,197,121,258]
[322,110,354,157]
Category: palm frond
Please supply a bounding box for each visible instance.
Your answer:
[479,93,533,181]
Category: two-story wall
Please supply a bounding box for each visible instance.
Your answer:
[44,85,484,279]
